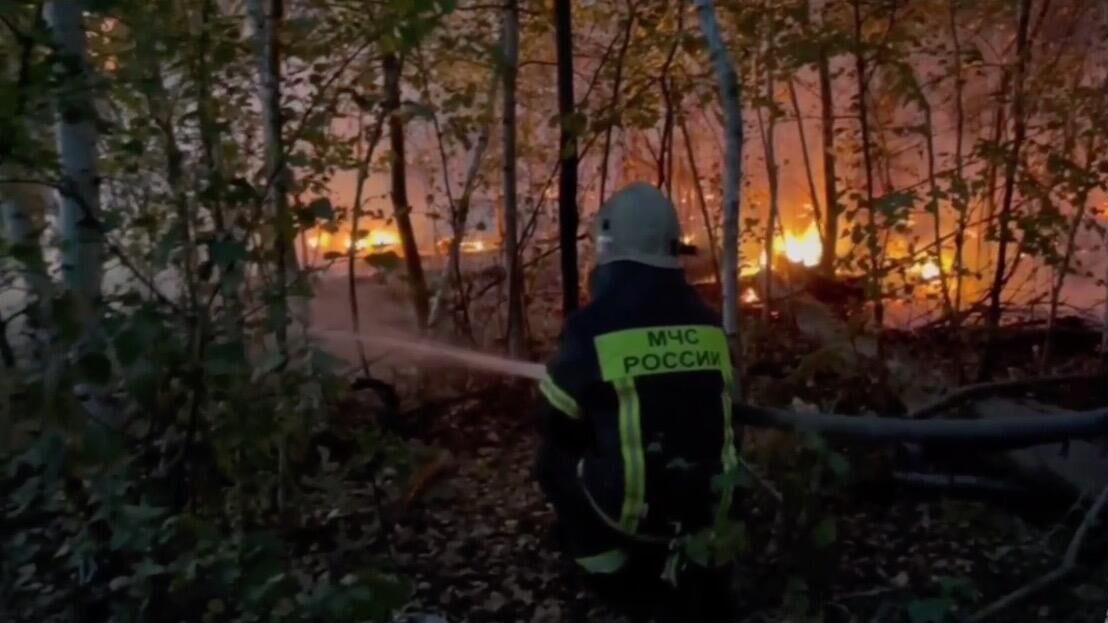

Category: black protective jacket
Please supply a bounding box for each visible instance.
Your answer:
[537,262,739,541]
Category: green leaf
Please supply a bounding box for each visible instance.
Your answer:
[78,352,113,386]
[907,598,953,623]
[811,516,837,548]
[938,576,978,601]
[121,503,167,523]
[206,341,247,376]
[251,352,286,382]
[309,197,335,221]
[210,240,247,268]
[311,348,350,374]
[827,452,850,478]
[113,327,144,367]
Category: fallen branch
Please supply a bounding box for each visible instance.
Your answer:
[969,481,1108,622]
[907,374,1102,419]
[738,454,783,504]
[736,403,1108,448]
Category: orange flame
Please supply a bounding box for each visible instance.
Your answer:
[781,222,822,268]
[741,287,761,304]
[355,230,400,251]
[916,260,941,281]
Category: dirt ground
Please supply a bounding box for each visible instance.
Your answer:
[371,388,1108,623]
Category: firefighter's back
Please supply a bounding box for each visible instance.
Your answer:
[569,260,737,540]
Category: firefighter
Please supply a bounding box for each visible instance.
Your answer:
[534,182,739,616]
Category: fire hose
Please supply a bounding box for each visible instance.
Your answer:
[310,329,1108,449]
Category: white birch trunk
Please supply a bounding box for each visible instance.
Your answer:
[426,72,501,330]
[246,0,301,354]
[694,0,743,349]
[44,1,102,322]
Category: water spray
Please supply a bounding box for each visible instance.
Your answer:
[308,328,547,381]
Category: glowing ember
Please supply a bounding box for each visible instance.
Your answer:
[681,234,694,244]
[460,240,488,253]
[307,231,331,249]
[917,260,941,281]
[781,222,822,268]
[741,287,761,304]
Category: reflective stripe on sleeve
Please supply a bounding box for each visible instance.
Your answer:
[575,549,628,574]
[539,375,580,419]
[717,389,739,521]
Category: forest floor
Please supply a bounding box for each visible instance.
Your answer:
[360,382,1108,623]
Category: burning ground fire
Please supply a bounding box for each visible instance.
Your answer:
[306,229,400,252]
[741,221,823,276]
[304,228,493,256]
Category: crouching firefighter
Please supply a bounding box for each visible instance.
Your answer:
[534,182,741,616]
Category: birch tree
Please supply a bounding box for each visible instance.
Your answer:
[693,0,743,366]
[246,0,294,354]
[426,63,502,330]
[44,1,102,328]
[754,11,780,321]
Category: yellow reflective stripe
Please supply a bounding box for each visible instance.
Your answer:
[615,377,645,533]
[594,325,732,381]
[539,375,580,419]
[576,549,627,574]
[717,389,738,521]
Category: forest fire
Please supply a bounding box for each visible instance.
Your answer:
[781,222,822,268]
[305,228,497,258]
[740,222,823,276]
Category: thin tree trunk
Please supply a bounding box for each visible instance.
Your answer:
[980,0,1034,381]
[598,0,638,208]
[0,184,52,345]
[1,26,53,353]
[44,1,102,328]
[383,53,430,329]
[554,0,580,315]
[787,77,822,230]
[143,48,199,326]
[347,111,387,376]
[194,0,243,349]
[980,70,1011,276]
[196,0,224,232]
[247,0,293,354]
[949,0,968,321]
[593,0,638,208]
[1102,227,1108,366]
[816,36,838,277]
[427,72,501,330]
[657,3,683,196]
[1042,135,1095,371]
[756,57,779,322]
[679,114,720,284]
[915,87,954,318]
[694,0,744,375]
[851,0,881,329]
[503,0,525,357]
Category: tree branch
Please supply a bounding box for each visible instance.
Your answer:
[970,481,1108,622]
